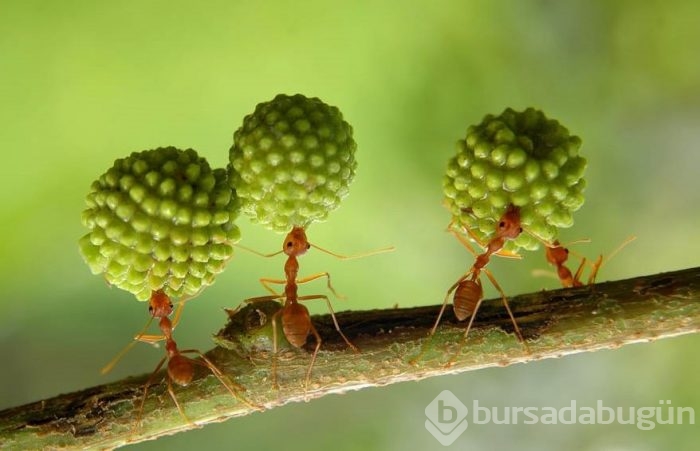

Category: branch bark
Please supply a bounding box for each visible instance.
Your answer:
[1,267,699,449]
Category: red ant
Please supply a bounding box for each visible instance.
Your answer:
[431,205,527,349]
[135,290,252,426]
[101,290,194,375]
[544,240,590,287]
[237,226,392,390]
[544,237,636,287]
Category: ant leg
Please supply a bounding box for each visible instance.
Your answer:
[444,296,484,368]
[169,300,186,331]
[431,273,470,335]
[181,352,244,393]
[448,227,480,256]
[297,294,358,352]
[408,273,469,366]
[492,248,523,259]
[461,297,484,342]
[182,351,262,410]
[587,255,604,285]
[270,308,282,390]
[260,278,286,296]
[304,323,322,395]
[482,269,528,349]
[573,257,588,285]
[588,235,636,284]
[166,377,193,426]
[296,272,345,300]
[134,356,167,429]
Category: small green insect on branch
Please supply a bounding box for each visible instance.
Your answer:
[1,266,699,450]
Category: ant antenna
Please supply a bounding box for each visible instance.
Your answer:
[310,243,395,260]
[235,243,284,258]
[600,235,636,269]
[101,316,155,375]
[589,235,637,282]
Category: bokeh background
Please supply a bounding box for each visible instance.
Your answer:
[2,0,699,449]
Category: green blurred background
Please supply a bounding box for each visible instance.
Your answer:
[2,0,699,449]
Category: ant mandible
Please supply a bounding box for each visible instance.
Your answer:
[432,205,527,351]
[238,226,392,390]
[135,290,252,426]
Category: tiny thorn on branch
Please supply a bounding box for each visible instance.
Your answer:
[1,267,699,449]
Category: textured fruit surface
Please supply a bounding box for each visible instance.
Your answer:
[79,147,240,301]
[443,108,587,251]
[229,94,356,232]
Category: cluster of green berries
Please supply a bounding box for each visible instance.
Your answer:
[443,108,587,251]
[228,94,357,232]
[79,95,357,300]
[79,147,240,301]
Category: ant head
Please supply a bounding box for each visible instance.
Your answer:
[496,205,523,240]
[545,242,570,265]
[282,226,310,257]
[149,290,174,318]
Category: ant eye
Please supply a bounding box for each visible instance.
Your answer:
[518,227,523,233]
[148,306,154,313]
[565,249,569,254]
[286,241,293,248]
[306,243,310,249]
[169,303,174,309]
[499,221,506,228]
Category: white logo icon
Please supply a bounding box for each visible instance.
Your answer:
[425,390,469,446]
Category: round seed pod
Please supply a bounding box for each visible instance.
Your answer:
[79,147,240,301]
[228,94,356,232]
[443,108,587,251]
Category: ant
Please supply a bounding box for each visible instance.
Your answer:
[434,205,526,345]
[135,290,252,426]
[411,205,527,366]
[101,290,196,375]
[237,226,392,390]
[544,240,590,288]
[544,236,636,287]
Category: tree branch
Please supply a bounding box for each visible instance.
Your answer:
[1,267,699,449]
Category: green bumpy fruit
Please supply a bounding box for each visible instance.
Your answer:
[443,108,587,251]
[79,147,240,301]
[228,94,356,232]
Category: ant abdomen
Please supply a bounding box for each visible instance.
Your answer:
[282,303,312,348]
[168,355,194,386]
[453,280,482,321]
